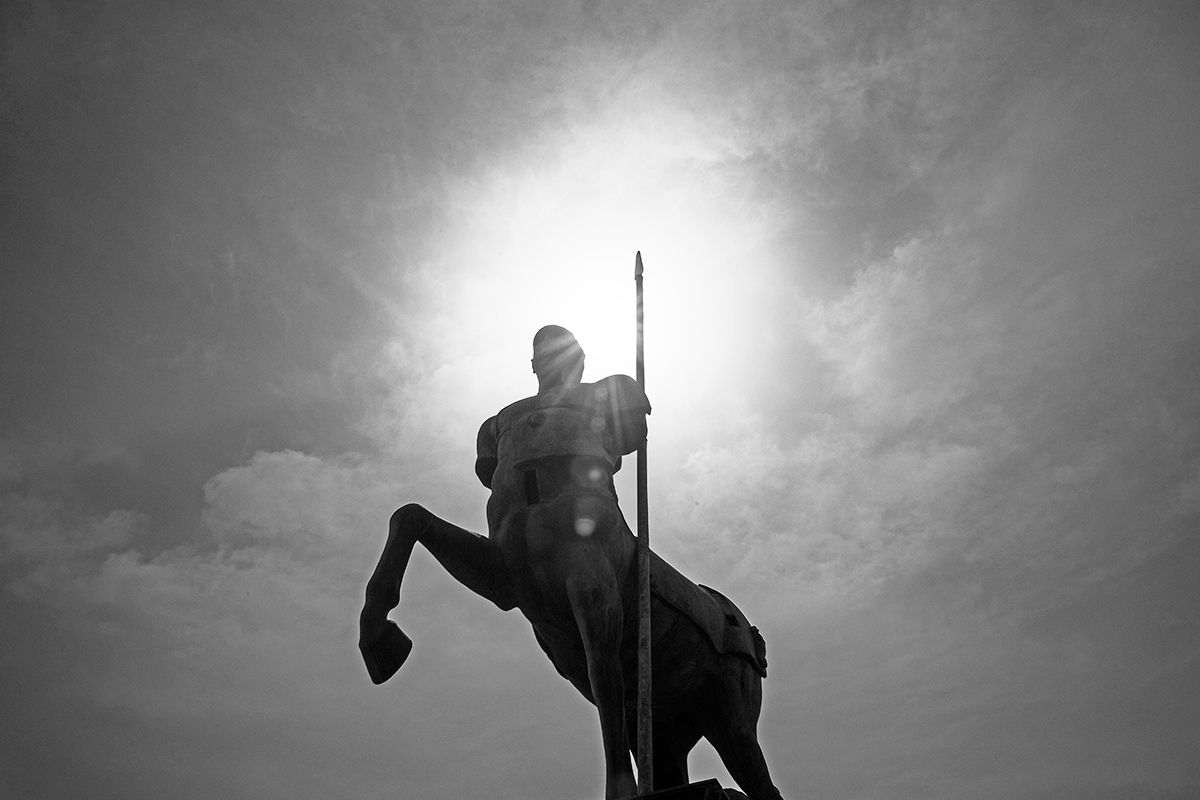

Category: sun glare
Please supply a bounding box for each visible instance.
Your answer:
[408,120,776,452]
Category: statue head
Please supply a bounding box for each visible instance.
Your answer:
[532,325,585,390]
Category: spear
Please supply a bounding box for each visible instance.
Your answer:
[634,251,653,793]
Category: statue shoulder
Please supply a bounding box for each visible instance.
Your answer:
[476,395,536,487]
[586,375,650,457]
[475,415,501,488]
[495,394,540,426]
[590,374,651,414]
[477,415,499,453]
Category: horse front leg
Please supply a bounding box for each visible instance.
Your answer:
[359,503,514,684]
[565,558,638,800]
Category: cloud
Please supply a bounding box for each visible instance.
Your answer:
[663,422,992,606]
[201,449,392,562]
[1,501,143,569]
[1,442,569,799]
[4,3,1200,799]
[1,454,150,596]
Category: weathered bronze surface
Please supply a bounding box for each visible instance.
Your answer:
[359,326,783,800]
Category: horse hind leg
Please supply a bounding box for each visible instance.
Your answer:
[704,668,784,800]
[708,722,784,800]
[649,724,701,792]
[359,503,515,684]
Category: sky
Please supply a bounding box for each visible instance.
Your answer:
[2,2,1199,798]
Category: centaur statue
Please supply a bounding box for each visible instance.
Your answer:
[359,325,784,799]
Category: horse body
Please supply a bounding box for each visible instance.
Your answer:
[359,375,784,799]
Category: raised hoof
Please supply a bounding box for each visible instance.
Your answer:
[360,621,413,684]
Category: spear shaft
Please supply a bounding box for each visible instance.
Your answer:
[634,251,653,793]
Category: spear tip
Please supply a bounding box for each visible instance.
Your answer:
[634,250,643,279]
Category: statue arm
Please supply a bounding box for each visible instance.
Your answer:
[475,416,498,488]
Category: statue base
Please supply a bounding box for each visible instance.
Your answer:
[632,778,740,799]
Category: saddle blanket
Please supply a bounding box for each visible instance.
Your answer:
[649,551,767,678]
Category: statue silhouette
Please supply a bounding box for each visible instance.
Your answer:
[359,326,783,799]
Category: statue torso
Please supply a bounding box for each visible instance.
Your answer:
[494,386,617,471]
[476,375,649,540]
